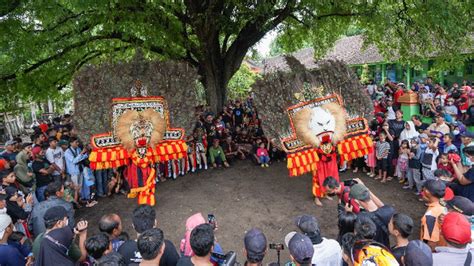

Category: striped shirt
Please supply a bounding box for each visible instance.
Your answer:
[376,141,390,159]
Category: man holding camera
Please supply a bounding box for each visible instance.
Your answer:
[347,180,394,248]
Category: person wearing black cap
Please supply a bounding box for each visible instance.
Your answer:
[446,196,474,216]
[32,206,88,264]
[284,232,314,266]
[451,145,474,201]
[402,240,433,266]
[295,215,341,266]
[243,228,267,265]
[420,179,447,251]
[347,179,394,248]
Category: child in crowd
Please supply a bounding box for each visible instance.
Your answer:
[186,138,197,173]
[374,86,385,101]
[444,98,458,121]
[419,87,433,116]
[421,138,439,181]
[437,153,454,176]
[456,87,469,120]
[420,180,447,251]
[442,133,457,154]
[376,132,391,183]
[365,134,376,177]
[193,128,208,170]
[208,139,229,168]
[406,138,422,192]
[256,142,270,168]
[396,140,410,184]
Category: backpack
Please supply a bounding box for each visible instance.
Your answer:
[351,240,399,266]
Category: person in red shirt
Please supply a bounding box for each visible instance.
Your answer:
[393,83,405,108]
[437,154,454,176]
[323,176,361,214]
[456,87,469,120]
[373,100,387,115]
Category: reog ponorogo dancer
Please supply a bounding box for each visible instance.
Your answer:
[88,80,187,206]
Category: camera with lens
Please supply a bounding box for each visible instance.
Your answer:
[211,251,238,266]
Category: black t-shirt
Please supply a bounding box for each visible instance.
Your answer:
[118,239,179,266]
[357,205,395,248]
[204,122,216,138]
[32,160,53,188]
[453,167,474,202]
[233,108,244,124]
[176,256,194,266]
[415,123,429,133]
[391,246,406,265]
[388,119,405,138]
[2,184,29,223]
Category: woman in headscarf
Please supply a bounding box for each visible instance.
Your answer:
[34,226,75,266]
[13,144,35,195]
[399,121,419,144]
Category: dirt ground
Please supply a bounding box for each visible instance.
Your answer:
[77,160,425,264]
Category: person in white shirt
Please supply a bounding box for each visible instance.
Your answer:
[385,99,396,120]
[421,138,439,181]
[295,214,342,266]
[45,138,65,178]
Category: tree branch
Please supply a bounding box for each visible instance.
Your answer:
[223,0,297,79]
[1,35,130,81]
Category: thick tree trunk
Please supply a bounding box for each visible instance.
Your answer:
[205,76,226,114]
[200,60,236,114]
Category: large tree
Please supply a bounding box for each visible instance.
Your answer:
[1,1,472,112]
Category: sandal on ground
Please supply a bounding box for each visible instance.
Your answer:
[86,200,98,208]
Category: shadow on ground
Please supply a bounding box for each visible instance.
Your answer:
[78,160,424,264]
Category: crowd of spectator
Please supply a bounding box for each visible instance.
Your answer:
[362,78,474,203]
[0,78,474,265]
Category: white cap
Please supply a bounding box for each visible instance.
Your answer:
[0,214,12,239]
[284,231,297,247]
